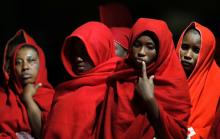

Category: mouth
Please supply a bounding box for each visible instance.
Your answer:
[135,58,146,63]
[21,73,32,80]
[181,61,193,69]
[77,66,85,71]
[76,63,86,72]
[133,58,148,68]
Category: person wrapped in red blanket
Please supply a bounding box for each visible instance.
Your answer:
[0,38,54,138]
[96,18,191,139]
[176,22,220,139]
[43,21,121,139]
[2,29,38,86]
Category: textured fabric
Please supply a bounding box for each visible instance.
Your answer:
[110,27,130,49]
[97,18,191,139]
[99,3,133,27]
[207,97,220,139]
[176,22,220,139]
[43,21,121,139]
[0,41,54,138]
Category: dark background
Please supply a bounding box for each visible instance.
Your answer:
[0,0,219,87]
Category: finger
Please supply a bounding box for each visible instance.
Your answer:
[35,83,42,90]
[142,61,147,77]
[149,75,154,84]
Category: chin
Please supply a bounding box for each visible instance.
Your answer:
[22,80,35,86]
[133,62,142,69]
[183,68,192,75]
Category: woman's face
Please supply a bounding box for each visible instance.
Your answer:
[69,39,94,75]
[180,29,201,76]
[15,47,39,86]
[130,35,157,68]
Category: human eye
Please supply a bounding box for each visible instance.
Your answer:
[27,57,37,64]
[133,41,141,48]
[146,44,156,50]
[181,44,189,50]
[15,59,22,66]
[193,47,200,54]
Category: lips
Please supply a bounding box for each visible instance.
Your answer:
[77,66,85,71]
[135,58,146,63]
[76,63,85,71]
[181,60,192,67]
[21,73,32,79]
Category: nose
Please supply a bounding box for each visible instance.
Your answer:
[22,61,30,71]
[137,46,146,57]
[184,49,193,60]
[75,56,83,63]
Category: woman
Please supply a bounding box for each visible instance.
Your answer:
[97,18,191,139]
[43,21,120,139]
[0,42,54,139]
[176,22,220,139]
[2,29,37,85]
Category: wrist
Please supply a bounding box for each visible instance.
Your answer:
[22,95,34,105]
[144,97,159,115]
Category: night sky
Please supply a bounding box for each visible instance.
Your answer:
[0,0,219,86]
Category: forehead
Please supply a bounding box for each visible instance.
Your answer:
[16,47,38,57]
[135,31,159,44]
[68,38,86,52]
[137,35,154,43]
[184,29,201,38]
[183,30,201,45]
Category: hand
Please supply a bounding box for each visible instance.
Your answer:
[22,83,42,102]
[16,131,35,139]
[135,61,155,102]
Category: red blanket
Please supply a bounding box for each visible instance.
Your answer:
[97,18,191,139]
[176,22,220,139]
[43,21,120,139]
[110,27,130,50]
[0,36,54,138]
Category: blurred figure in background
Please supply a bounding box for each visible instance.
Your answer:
[111,27,130,58]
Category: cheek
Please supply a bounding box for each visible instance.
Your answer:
[15,66,22,75]
[147,50,157,60]
[85,62,94,70]
[131,48,139,57]
[32,64,40,76]
[179,50,185,58]
[193,54,199,64]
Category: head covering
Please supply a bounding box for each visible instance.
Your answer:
[0,41,54,138]
[60,22,116,78]
[176,22,220,139]
[43,21,121,139]
[2,29,37,85]
[110,27,130,50]
[97,18,191,139]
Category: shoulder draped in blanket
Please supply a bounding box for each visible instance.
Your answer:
[176,22,220,139]
[0,37,54,138]
[97,18,191,139]
[43,21,121,139]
